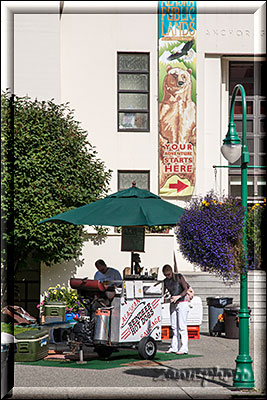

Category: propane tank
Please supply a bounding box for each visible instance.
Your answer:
[94,309,111,342]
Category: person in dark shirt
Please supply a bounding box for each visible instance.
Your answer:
[162,264,190,354]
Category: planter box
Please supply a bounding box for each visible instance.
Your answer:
[44,302,66,323]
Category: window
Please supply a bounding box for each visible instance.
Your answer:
[118,170,150,191]
[14,260,40,320]
[229,61,266,204]
[117,52,150,132]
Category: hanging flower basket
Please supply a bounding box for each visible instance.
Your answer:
[175,191,249,281]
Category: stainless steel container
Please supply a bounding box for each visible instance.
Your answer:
[94,309,111,342]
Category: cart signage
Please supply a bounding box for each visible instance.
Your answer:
[120,298,161,341]
[121,226,145,252]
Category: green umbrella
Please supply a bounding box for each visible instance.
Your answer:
[39,184,184,227]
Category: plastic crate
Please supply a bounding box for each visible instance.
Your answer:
[161,326,170,340]
[187,325,200,340]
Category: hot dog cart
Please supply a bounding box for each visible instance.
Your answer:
[68,277,164,360]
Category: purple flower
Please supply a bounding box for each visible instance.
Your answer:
[175,191,252,281]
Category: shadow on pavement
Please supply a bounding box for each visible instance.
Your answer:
[200,332,239,341]
[123,361,235,388]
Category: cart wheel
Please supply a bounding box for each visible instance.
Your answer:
[138,337,157,360]
[95,345,113,359]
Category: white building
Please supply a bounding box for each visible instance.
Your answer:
[2,2,266,324]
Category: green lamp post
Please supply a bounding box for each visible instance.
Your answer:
[221,83,255,388]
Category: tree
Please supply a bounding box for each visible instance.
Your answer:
[1,91,112,274]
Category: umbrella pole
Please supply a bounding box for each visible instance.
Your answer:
[131,252,134,275]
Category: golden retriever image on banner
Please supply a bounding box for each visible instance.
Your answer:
[159,65,196,196]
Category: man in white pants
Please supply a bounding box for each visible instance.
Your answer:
[162,264,190,355]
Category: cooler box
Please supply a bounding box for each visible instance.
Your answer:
[161,303,171,326]
[15,328,49,362]
[161,296,203,326]
[187,296,203,326]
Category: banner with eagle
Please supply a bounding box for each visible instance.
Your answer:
[158,1,197,197]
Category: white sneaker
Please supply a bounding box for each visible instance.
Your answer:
[165,348,175,354]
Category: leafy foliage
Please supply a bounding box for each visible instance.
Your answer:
[1,91,112,270]
[175,191,248,281]
[247,200,266,269]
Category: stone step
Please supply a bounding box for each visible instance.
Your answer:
[202,309,265,318]
[194,288,262,295]
[194,290,239,296]
[185,282,240,289]
[248,295,266,302]
[185,278,265,287]
[248,281,266,287]
[179,271,266,332]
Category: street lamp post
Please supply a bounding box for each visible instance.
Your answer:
[221,83,255,388]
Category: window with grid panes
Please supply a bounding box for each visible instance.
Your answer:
[118,170,150,191]
[229,61,266,204]
[118,52,149,132]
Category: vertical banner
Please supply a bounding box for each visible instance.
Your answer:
[158,1,197,197]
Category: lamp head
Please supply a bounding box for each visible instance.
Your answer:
[221,121,242,163]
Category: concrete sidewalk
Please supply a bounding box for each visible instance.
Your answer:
[10,325,266,399]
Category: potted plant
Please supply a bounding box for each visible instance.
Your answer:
[37,284,85,322]
[146,225,171,234]
[42,284,66,322]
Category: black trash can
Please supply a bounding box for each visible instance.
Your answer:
[206,297,233,336]
[223,304,251,339]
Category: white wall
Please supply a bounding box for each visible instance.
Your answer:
[14,13,61,102]
[60,13,159,194]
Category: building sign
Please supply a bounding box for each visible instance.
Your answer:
[158,1,197,197]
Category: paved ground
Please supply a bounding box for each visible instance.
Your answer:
[8,324,265,399]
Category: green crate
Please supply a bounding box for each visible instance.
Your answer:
[44,302,66,323]
[15,328,49,362]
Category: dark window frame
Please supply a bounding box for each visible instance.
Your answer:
[14,278,40,320]
[117,52,150,132]
[228,60,266,204]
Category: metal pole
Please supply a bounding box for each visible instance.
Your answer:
[230,84,254,388]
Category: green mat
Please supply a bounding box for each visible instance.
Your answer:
[17,350,202,370]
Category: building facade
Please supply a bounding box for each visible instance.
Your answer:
[2,2,266,316]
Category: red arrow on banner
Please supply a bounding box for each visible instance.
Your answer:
[169,180,189,193]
